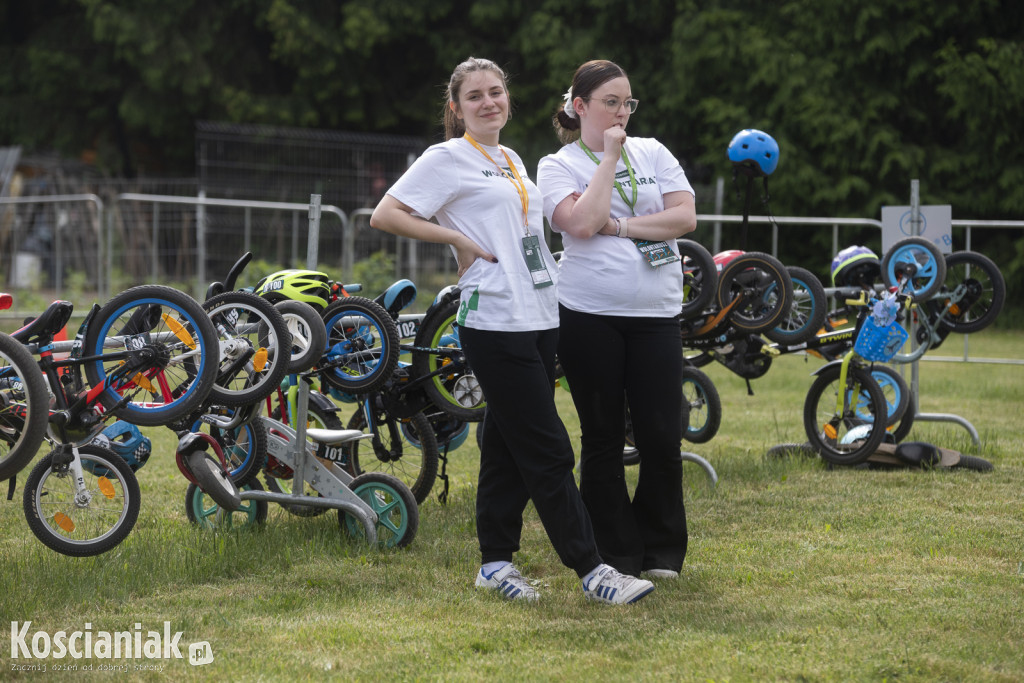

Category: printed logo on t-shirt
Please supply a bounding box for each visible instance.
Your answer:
[481,166,514,179]
[456,287,480,326]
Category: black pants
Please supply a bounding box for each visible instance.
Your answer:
[558,304,688,576]
[460,326,602,578]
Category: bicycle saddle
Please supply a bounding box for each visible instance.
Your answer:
[176,431,211,457]
[11,300,74,346]
[894,441,941,467]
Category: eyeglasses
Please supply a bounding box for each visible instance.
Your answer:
[585,96,639,114]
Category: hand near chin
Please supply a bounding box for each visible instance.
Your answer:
[604,127,627,154]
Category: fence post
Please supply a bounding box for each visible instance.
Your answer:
[307,194,321,269]
[196,190,207,298]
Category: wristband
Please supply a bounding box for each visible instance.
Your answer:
[617,216,629,238]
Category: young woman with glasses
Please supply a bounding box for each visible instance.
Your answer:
[537,59,698,580]
[370,57,654,605]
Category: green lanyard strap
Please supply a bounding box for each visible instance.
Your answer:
[577,140,637,216]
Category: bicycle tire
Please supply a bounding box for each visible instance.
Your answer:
[682,365,722,444]
[320,297,400,394]
[951,454,993,472]
[803,363,888,466]
[866,365,910,428]
[927,251,1005,334]
[186,478,268,530]
[716,252,793,333]
[410,299,486,422]
[203,291,291,406]
[185,451,241,511]
[343,407,438,504]
[190,410,267,486]
[83,285,219,427]
[0,332,49,482]
[763,266,827,345]
[890,389,916,443]
[23,444,141,557]
[340,471,419,548]
[880,237,947,303]
[678,239,718,318]
[271,300,327,373]
[766,442,818,459]
[682,349,715,367]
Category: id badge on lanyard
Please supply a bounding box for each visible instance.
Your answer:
[634,239,679,267]
[521,234,553,288]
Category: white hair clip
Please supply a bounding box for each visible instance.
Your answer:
[562,87,576,119]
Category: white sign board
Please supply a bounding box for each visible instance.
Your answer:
[880,205,952,254]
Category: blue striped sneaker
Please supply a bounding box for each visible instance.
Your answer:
[475,564,539,602]
[583,565,655,605]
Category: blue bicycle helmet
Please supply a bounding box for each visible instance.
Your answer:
[727,129,780,176]
[86,421,153,476]
[831,245,881,288]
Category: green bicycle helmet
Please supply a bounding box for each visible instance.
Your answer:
[255,269,332,310]
[831,245,880,288]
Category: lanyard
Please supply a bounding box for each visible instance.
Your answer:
[578,140,637,216]
[463,133,530,233]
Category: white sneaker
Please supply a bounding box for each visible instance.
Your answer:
[643,568,680,579]
[475,564,539,602]
[583,565,655,605]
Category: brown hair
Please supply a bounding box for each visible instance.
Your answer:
[551,60,629,145]
[443,57,510,141]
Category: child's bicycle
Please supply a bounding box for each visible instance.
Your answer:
[11,286,220,555]
[188,363,420,547]
[796,235,1007,465]
[0,294,49,487]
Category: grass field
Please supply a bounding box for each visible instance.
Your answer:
[2,330,1022,681]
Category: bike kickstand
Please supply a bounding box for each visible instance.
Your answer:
[437,445,451,506]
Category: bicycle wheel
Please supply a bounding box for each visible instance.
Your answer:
[23,444,141,556]
[340,472,419,549]
[83,285,219,427]
[320,297,400,394]
[0,332,48,482]
[681,348,715,367]
[716,252,793,333]
[889,387,916,443]
[185,478,268,530]
[764,266,827,345]
[190,410,267,486]
[803,363,888,466]
[952,454,993,472]
[682,365,722,444]
[202,291,290,406]
[410,299,486,422]
[861,365,910,428]
[880,237,946,302]
[678,239,718,318]
[927,251,1005,334]
[271,300,327,373]
[184,451,242,511]
[343,406,438,504]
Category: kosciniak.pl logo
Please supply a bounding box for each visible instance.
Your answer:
[10,621,213,666]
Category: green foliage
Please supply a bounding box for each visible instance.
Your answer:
[2,0,1022,311]
[349,250,397,299]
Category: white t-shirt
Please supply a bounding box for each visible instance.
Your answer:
[537,137,695,317]
[387,137,559,332]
